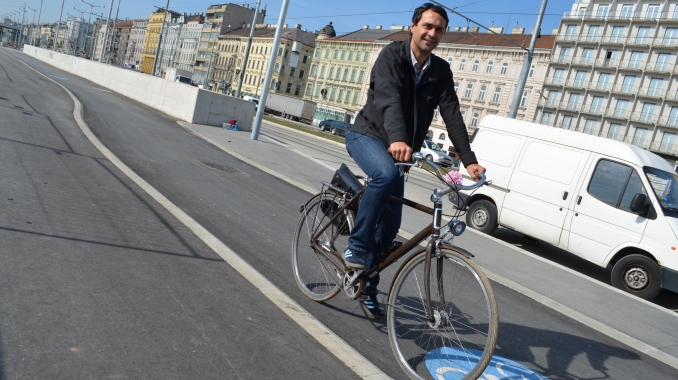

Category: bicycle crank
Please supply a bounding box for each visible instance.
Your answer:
[342,270,364,299]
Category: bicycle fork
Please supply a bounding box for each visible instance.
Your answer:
[424,197,446,324]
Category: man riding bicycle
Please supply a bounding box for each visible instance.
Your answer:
[343,3,486,318]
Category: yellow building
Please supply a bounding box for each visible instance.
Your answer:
[140,9,180,75]
[213,24,317,98]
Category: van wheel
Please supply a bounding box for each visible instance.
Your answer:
[466,200,498,234]
[611,254,661,300]
[425,154,433,162]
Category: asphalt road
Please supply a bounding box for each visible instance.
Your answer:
[2,48,678,379]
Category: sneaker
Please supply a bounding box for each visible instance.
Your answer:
[344,248,366,270]
[360,293,384,319]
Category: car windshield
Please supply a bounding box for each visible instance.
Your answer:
[644,167,678,215]
[426,141,442,151]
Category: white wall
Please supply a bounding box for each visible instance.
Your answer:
[22,45,255,131]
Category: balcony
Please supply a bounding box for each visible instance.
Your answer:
[637,86,667,98]
[595,57,620,68]
[601,35,627,44]
[588,81,611,92]
[660,11,678,21]
[538,98,559,108]
[630,111,658,124]
[606,108,632,119]
[579,35,602,44]
[658,115,678,127]
[544,76,566,86]
[646,61,675,73]
[658,36,678,47]
[581,104,605,115]
[572,56,595,66]
[625,136,652,149]
[667,91,678,101]
[612,83,639,95]
[556,33,578,42]
[626,36,652,46]
[566,78,589,88]
[560,101,582,112]
[650,141,678,156]
[618,59,644,71]
[551,55,573,64]
[606,132,626,142]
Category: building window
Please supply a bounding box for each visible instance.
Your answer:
[358,71,364,83]
[520,91,528,107]
[320,66,326,77]
[338,89,344,101]
[290,67,296,77]
[491,87,501,103]
[295,85,301,96]
[348,51,353,60]
[328,67,334,78]
[333,50,338,59]
[350,69,357,82]
[447,57,453,67]
[439,133,446,140]
[528,64,535,78]
[302,55,308,64]
[478,85,487,101]
[286,82,292,93]
[583,119,597,134]
[342,69,349,81]
[274,63,280,72]
[458,59,466,71]
[345,90,352,103]
[315,86,321,97]
[281,64,287,75]
[363,52,369,62]
[471,60,479,72]
[307,83,313,95]
[454,81,460,93]
[471,113,479,127]
[340,50,345,59]
[315,49,320,57]
[500,62,508,75]
[311,65,317,76]
[284,49,289,58]
[330,88,336,100]
[464,84,473,99]
[335,68,341,80]
[356,52,361,61]
[270,79,276,89]
[485,61,493,74]
[352,91,359,104]
[324,49,329,58]
[277,47,283,56]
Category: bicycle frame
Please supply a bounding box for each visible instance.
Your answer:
[308,186,447,321]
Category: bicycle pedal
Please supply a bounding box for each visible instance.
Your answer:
[342,270,364,299]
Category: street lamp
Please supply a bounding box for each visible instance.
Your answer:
[27,7,36,46]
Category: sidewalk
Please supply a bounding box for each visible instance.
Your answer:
[179,119,678,370]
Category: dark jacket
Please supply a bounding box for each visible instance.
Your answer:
[351,38,477,166]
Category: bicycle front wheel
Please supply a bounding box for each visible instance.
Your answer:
[291,193,352,302]
[387,248,498,380]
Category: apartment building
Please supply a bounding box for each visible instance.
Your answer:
[175,14,204,75]
[213,24,316,96]
[110,21,133,66]
[65,17,89,56]
[125,20,147,69]
[541,0,678,165]
[140,9,181,74]
[302,23,387,125]
[193,3,265,86]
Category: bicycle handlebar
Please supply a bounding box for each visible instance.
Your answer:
[395,152,487,194]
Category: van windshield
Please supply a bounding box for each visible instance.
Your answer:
[644,167,678,217]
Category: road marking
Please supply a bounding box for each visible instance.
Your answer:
[50,75,68,80]
[262,134,337,171]
[93,87,111,93]
[7,50,390,380]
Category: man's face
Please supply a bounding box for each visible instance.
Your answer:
[411,9,446,54]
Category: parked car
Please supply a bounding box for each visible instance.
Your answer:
[457,114,678,300]
[421,140,454,167]
[319,120,351,136]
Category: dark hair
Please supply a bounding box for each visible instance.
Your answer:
[412,3,449,28]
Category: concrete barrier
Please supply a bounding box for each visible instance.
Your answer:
[22,45,255,131]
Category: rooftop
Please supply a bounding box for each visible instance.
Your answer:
[221,26,317,48]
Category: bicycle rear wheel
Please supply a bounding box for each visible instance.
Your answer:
[387,248,498,380]
[292,192,352,301]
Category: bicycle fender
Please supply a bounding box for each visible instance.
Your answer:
[439,244,475,259]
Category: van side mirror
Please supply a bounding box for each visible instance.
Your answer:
[629,193,648,214]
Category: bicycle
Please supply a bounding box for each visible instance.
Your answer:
[291,152,498,380]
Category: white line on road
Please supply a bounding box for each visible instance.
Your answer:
[262,134,337,171]
[7,51,390,380]
[93,88,111,93]
[50,75,68,80]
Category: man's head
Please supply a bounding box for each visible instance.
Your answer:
[411,3,448,56]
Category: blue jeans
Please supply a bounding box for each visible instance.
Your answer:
[345,132,404,294]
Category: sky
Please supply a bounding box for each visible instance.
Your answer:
[2,0,577,36]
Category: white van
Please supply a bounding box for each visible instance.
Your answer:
[457,115,678,300]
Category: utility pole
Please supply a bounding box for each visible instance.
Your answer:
[82,1,106,59]
[36,0,43,47]
[508,0,548,118]
[251,0,290,140]
[99,0,114,61]
[235,0,261,98]
[107,0,121,63]
[27,6,35,45]
[18,3,26,46]
[152,0,170,77]
[54,0,65,51]
[204,41,217,89]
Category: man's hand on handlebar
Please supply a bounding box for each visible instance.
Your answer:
[466,163,486,181]
[388,141,413,163]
